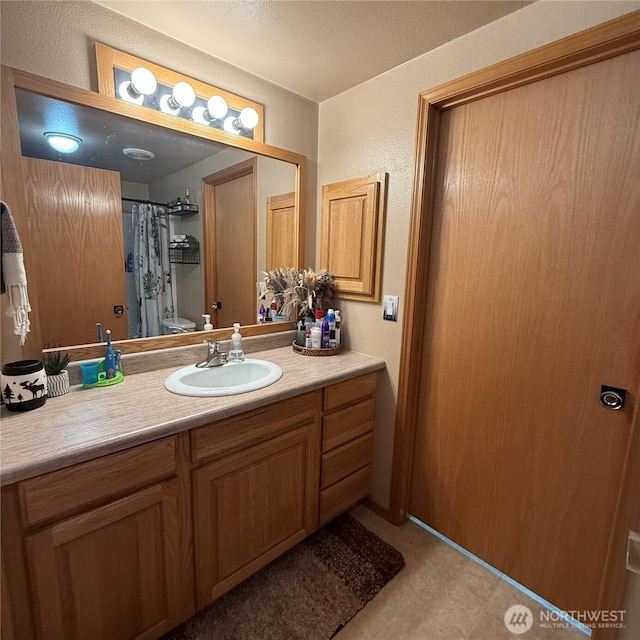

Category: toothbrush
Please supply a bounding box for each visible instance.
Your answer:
[96,322,103,343]
[104,329,116,379]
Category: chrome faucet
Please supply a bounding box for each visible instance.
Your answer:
[196,341,228,368]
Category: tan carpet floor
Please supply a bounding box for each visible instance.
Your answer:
[346,505,586,640]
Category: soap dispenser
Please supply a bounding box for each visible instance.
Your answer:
[229,323,245,362]
[202,314,213,331]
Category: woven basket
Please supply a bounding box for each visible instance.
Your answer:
[292,341,342,357]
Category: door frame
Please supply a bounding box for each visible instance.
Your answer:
[389,11,640,637]
[202,157,257,327]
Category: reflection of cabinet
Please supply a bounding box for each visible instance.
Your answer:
[1,375,377,640]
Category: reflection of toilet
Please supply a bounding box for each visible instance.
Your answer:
[161,317,196,334]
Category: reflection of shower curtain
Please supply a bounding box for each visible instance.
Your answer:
[133,203,174,337]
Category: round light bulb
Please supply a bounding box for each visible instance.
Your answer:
[130,67,157,95]
[44,132,82,153]
[172,81,196,107]
[192,106,209,126]
[160,94,180,115]
[223,116,239,134]
[238,107,259,130]
[118,80,144,105]
[207,95,228,119]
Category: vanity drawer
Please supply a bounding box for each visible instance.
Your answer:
[322,397,375,453]
[18,436,177,527]
[323,372,377,412]
[319,464,372,525]
[321,432,373,490]
[191,391,318,463]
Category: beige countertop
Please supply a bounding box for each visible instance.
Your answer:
[0,345,385,486]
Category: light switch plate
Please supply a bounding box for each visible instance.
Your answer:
[383,295,398,321]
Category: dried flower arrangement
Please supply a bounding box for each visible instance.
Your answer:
[260,267,334,319]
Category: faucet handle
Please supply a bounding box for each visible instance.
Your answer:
[204,340,222,354]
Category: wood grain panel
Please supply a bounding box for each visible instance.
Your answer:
[321,432,374,490]
[191,391,317,462]
[193,424,318,608]
[25,481,187,640]
[266,191,296,270]
[321,177,376,295]
[410,49,640,614]
[319,465,372,525]
[322,398,376,453]
[19,437,176,526]
[323,371,377,412]
[203,159,256,328]
[22,157,127,346]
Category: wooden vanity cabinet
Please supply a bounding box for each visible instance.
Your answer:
[1,372,378,640]
[3,436,194,640]
[190,392,321,608]
[319,372,377,524]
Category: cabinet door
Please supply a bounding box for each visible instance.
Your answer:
[193,424,319,607]
[25,480,190,640]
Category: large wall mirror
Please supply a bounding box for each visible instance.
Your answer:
[1,64,305,361]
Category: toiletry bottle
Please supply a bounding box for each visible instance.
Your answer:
[310,326,321,349]
[104,329,116,379]
[229,323,245,362]
[202,314,213,330]
[258,304,266,324]
[304,316,313,348]
[335,310,342,346]
[327,308,336,348]
[314,309,324,327]
[321,314,330,348]
[184,188,190,205]
[297,320,305,346]
[270,300,278,319]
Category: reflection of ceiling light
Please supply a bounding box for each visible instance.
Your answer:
[44,132,82,153]
[161,81,196,114]
[118,67,157,104]
[223,116,239,135]
[122,147,155,161]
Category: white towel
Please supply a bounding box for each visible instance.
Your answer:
[1,201,31,345]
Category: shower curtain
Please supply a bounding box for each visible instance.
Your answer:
[133,203,175,337]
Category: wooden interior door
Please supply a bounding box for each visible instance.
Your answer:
[266,191,295,270]
[21,157,127,346]
[203,159,256,328]
[409,49,640,614]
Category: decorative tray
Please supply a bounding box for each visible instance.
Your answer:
[292,341,342,357]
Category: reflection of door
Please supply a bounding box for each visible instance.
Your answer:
[266,191,295,270]
[203,159,256,328]
[409,49,640,615]
[21,158,127,346]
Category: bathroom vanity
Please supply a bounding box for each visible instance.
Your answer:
[0,345,383,640]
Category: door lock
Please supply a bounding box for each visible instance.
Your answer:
[600,385,626,411]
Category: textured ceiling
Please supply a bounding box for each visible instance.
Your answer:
[94,0,532,102]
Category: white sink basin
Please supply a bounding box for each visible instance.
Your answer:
[164,358,283,397]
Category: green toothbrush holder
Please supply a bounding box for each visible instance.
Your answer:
[81,359,124,388]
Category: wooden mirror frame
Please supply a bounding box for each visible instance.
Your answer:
[1,65,306,361]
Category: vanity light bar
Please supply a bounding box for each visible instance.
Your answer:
[113,67,259,138]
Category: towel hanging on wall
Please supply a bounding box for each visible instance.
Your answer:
[1,201,31,345]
